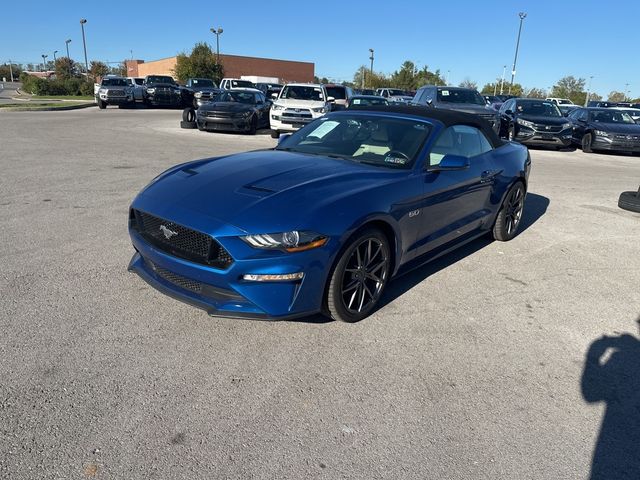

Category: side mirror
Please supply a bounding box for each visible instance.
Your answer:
[271,92,278,99]
[426,99,433,106]
[432,154,470,171]
[327,96,335,103]
[277,134,291,145]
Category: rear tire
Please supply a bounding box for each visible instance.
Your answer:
[325,228,391,323]
[492,181,526,241]
[618,190,640,213]
[582,133,593,153]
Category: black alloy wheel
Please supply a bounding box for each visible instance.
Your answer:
[248,115,258,135]
[493,181,526,241]
[582,133,593,153]
[325,229,391,322]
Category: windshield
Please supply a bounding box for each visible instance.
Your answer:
[101,78,127,87]
[275,114,431,169]
[229,80,254,88]
[557,99,573,105]
[516,101,562,117]
[192,79,215,87]
[146,76,175,85]
[387,89,407,97]
[325,86,347,100]
[590,110,636,124]
[350,97,389,106]
[437,89,485,105]
[280,85,325,101]
[216,91,257,104]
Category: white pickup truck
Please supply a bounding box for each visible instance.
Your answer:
[219,78,256,90]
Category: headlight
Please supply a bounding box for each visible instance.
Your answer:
[594,130,609,137]
[174,89,181,95]
[146,88,155,94]
[242,111,252,118]
[241,231,328,252]
[194,92,202,98]
[271,103,284,111]
[312,106,329,113]
[561,123,572,130]
[98,88,106,94]
[517,118,534,128]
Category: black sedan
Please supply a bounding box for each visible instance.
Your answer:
[498,98,573,149]
[567,107,640,154]
[196,89,271,134]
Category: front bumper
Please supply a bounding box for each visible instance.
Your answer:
[97,93,134,104]
[128,226,333,320]
[515,126,573,147]
[196,114,251,132]
[270,110,323,132]
[146,94,182,107]
[592,135,640,153]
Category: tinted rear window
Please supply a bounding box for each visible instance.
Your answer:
[325,86,346,99]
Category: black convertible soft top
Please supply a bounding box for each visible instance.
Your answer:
[348,105,503,148]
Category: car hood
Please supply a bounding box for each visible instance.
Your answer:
[198,102,253,113]
[518,115,569,125]
[191,86,219,93]
[437,103,496,115]
[590,122,640,133]
[273,98,327,109]
[136,150,398,232]
[147,83,178,89]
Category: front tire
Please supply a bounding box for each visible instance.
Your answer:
[248,115,257,135]
[582,133,593,153]
[270,129,280,139]
[492,181,526,241]
[325,229,391,323]
[98,100,106,109]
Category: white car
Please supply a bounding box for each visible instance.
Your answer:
[545,97,574,106]
[376,88,413,104]
[269,83,334,138]
[610,107,640,123]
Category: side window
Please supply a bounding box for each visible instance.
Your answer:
[567,109,580,120]
[429,125,488,166]
[424,88,434,103]
[415,89,426,104]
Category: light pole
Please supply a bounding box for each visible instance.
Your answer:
[210,27,223,65]
[624,83,630,101]
[368,48,374,87]
[65,39,71,59]
[584,76,594,107]
[41,54,48,72]
[500,65,506,95]
[53,50,58,63]
[509,12,527,94]
[8,60,14,82]
[446,70,451,86]
[80,19,89,78]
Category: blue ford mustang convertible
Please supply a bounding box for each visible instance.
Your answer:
[128,106,531,322]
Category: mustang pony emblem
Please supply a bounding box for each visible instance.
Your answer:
[159,225,178,240]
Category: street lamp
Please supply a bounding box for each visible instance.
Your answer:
[509,12,527,94]
[624,83,630,101]
[369,48,374,86]
[65,39,72,59]
[80,19,89,77]
[500,65,506,95]
[41,54,48,72]
[446,70,451,86]
[53,50,58,63]
[210,27,223,65]
[584,76,594,107]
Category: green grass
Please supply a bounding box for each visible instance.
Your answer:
[31,95,95,101]
[0,102,95,110]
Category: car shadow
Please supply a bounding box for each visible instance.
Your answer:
[293,192,549,324]
[580,318,640,480]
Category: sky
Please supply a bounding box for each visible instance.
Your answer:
[2,0,638,99]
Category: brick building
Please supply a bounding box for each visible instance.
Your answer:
[125,53,314,83]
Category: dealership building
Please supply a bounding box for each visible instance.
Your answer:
[125,53,314,83]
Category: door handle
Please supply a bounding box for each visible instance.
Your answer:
[481,169,502,183]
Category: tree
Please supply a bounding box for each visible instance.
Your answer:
[551,76,586,105]
[0,63,22,81]
[352,66,388,89]
[607,91,625,102]
[390,61,418,90]
[480,78,523,96]
[109,63,127,77]
[413,65,444,88]
[523,87,546,98]
[173,42,224,84]
[89,61,109,80]
[588,92,602,102]
[54,57,77,80]
[458,78,477,90]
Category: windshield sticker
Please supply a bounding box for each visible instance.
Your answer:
[385,155,407,165]
[353,99,361,105]
[309,121,339,138]
[441,90,449,96]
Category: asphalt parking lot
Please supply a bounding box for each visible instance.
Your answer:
[1,108,639,479]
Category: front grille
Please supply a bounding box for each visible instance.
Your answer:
[206,111,233,118]
[613,134,640,141]
[283,109,312,119]
[534,124,562,132]
[147,259,202,293]
[107,89,125,97]
[130,209,233,269]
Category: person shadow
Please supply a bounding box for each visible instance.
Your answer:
[580,320,640,480]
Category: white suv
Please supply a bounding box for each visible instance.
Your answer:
[269,83,334,138]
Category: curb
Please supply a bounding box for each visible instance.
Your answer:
[0,103,97,112]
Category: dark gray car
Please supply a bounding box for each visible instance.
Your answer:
[412,86,499,133]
